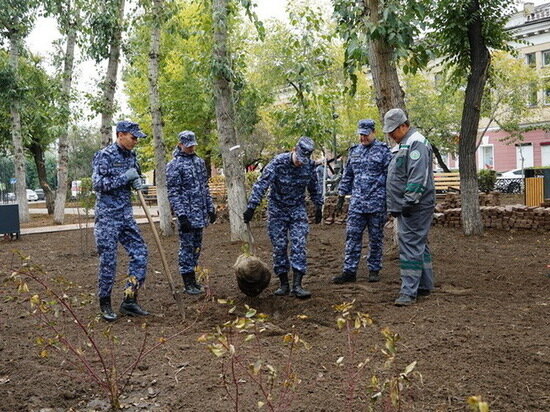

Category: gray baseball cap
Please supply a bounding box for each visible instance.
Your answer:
[382,108,407,133]
[178,130,198,147]
[295,136,314,164]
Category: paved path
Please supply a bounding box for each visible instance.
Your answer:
[19,203,160,235]
[28,205,158,217]
[21,217,160,235]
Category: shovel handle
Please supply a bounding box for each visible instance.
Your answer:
[137,190,185,319]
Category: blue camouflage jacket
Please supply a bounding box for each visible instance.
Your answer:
[247,152,323,211]
[92,143,139,218]
[338,140,392,213]
[386,128,435,213]
[166,149,214,229]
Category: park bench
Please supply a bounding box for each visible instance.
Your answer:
[434,172,461,195]
[139,180,226,204]
[208,178,227,199]
[142,185,158,204]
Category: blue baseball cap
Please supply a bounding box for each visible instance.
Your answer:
[357,119,375,135]
[116,121,146,138]
[295,136,314,164]
[178,130,198,147]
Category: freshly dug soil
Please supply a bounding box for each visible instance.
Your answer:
[0,220,548,411]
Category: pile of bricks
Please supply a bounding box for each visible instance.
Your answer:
[434,205,550,230]
[435,192,500,211]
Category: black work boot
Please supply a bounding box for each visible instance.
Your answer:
[332,271,356,284]
[120,291,150,316]
[182,272,203,295]
[190,271,204,293]
[273,272,290,296]
[367,270,380,283]
[99,296,117,322]
[290,270,311,299]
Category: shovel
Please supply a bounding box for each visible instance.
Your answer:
[137,190,185,319]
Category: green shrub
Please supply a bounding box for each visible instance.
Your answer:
[478,169,496,193]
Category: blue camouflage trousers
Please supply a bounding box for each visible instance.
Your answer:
[178,227,203,274]
[343,210,386,274]
[268,206,309,275]
[94,216,148,298]
[397,207,434,297]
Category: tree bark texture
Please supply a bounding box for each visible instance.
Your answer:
[212,0,249,242]
[459,0,487,236]
[364,0,406,121]
[9,32,29,222]
[29,142,54,214]
[54,15,77,224]
[432,143,451,172]
[100,0,125,147]
[147,0,173,236]
[363,0,406,245]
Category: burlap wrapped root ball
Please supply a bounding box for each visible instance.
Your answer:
[234,253,271,297]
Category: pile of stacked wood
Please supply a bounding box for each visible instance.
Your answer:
[433,205,550,230]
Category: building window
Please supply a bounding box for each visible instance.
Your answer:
[541,143,550,167]
[544,50,550,66]
[526,53,536,67]
[516,143,534,169]
[480,145,494,170]
[545,83,550,106]
[528,82,538,106]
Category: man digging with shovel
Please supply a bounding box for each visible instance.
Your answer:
[243,136,323,299]
[92,121,150,321]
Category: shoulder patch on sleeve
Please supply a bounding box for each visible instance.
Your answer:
[409,150,421,160]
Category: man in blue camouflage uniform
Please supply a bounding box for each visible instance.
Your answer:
[332,119,392,284]
[243,137,323,299]
[166,131,216,295]
[92,120,149,321]
[383,108,435,306]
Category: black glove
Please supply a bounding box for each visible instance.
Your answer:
[401,204,414,218]
[178,215,192,232]
[243,207,255,224]
[390,211,401,218]
[315,206,323,224]
[209,210,217,224]
[334,195,345,214]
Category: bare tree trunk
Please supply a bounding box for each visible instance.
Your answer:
[8,32,29,222]
[459,0,487,236]
[364,0,406,246]
[29,142,54,214]
[364,0,406,119]
[212,0,248,241]
[147,0,173,236]
[54,16,77,224]
[99,0,125,147]
[432,143,451,172]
